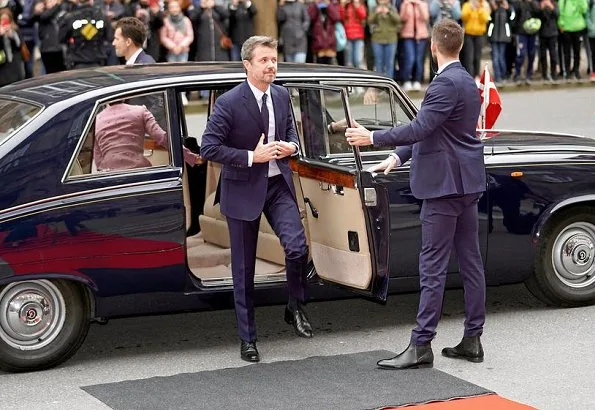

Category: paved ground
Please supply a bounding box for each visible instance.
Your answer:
[1,283,594,409]
[1,88,594,410]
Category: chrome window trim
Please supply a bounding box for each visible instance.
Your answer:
[62,90,174,183]
[0,97,45,149]
[64,166,181,184]
[477,128,591,139]
[320,78,418,120]
[316,79,416,159]
[0,177,180,222]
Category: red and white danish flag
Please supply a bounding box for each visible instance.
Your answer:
[477,64,502,130]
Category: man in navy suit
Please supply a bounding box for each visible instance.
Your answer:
[112,17,156,65]
[345,19,486,369]
[201,36,312,363]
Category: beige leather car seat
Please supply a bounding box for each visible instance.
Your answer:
[199,162,310,266]
[199,191,286,266]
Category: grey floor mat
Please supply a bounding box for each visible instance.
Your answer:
[82,350,492,410]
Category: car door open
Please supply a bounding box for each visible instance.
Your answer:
[285,84,391,301]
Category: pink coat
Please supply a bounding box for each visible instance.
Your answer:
[399,0,430,40]
[160,16,194,52]
[94,104,197,171]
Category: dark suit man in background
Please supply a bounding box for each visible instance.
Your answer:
[112,17,156,64]
[201,36,313,363]
[345,19,486,369]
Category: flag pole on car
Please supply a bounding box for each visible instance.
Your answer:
[478,63,502,130]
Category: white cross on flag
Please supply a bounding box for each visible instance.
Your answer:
[478,64,502,130]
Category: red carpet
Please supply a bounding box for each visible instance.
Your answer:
[382,394,537,409]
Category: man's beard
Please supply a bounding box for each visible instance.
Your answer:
[430,53,438,75]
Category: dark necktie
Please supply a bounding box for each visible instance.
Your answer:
[261,93,269,142]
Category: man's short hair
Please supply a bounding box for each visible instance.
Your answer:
[115,17,147,48]
[431,19,464,57]
[241,36,278,61]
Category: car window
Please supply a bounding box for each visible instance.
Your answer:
[179,88,229,147]
[0,99,42,145]
[68,91,172,178]
[289,84,412,162]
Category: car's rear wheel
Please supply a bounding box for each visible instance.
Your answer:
[527,207,595,307]
[0,279,90,372]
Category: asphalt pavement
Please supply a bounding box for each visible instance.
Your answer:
[1,88,594,410]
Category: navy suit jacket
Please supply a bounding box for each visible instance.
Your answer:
[200,81,300,221]
[133,50,156,64]
[374,61,486,200]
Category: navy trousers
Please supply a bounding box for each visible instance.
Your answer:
[226,175,309,342]
[411,193,486,345]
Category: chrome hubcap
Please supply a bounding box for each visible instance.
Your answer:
[0,280,66,350]
[552,222,595,288]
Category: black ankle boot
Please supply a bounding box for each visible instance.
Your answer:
[377,342,433,369]
[442,335,484,363]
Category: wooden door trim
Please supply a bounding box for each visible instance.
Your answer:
[290,158,356,189]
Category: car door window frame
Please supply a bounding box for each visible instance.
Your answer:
[63,89,175,183]
[320,80,417,160]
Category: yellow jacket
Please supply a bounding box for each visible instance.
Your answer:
[461,1,491,36]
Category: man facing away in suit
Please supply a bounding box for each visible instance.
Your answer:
[200,36,313,363]
[112,17,156,65]
[345,19,486,369]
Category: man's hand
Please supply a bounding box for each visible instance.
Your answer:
[366,155,399,174]
[329,118,348,133]
[363,87,379,105]
[276,141,297,159]
[34,2,45,14]
[253,134,290,163]
[345,121,373,147]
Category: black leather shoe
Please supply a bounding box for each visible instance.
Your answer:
[377,342,433,369]
[240,341,260,363]
[284,306,313,338]
[442,335,484,363]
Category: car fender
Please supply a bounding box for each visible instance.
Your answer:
[532,194,595,244]
[0,270,98,316]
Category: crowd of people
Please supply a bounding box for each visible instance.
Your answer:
[0,0,594,88]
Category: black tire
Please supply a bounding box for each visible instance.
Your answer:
[527,207,595,307]
[0,279,91,372]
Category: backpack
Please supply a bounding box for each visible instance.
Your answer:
[335,22,347,52]
[522,17,541,34]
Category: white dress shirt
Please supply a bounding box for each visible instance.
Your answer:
[246,81,282,177]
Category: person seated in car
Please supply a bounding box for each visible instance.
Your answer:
[94,101,203,171]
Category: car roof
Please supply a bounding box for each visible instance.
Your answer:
[0,62,389,107]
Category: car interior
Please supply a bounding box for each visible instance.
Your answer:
[66,80,412,290]
[178,83,408,289]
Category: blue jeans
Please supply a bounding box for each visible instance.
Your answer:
[231,44,241,61]
[167,52,189,63]
[345,39,365,67]
[284,52,307,63]
[401,38,427,82]
[491,42,507,82]
[514,34,536,79]
[372,42,397,80]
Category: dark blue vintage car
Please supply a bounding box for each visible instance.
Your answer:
[0,63,594,372]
